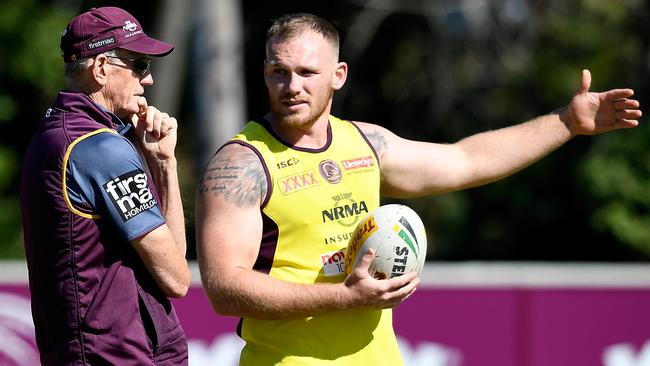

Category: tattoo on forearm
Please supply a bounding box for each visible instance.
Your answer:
[198,149,265,207]
[366,129,388,157]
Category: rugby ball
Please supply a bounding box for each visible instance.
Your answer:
[345,204,427,279]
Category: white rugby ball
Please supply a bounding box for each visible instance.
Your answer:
[345,204,427,279]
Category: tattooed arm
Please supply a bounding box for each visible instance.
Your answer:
[353,71,641,198]
[355,121,482,197]
[195,143,418,319]
[357,119,571,198]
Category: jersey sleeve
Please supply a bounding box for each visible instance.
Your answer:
[65,131,165,241]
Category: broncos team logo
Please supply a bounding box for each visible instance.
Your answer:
[318,159,342,184]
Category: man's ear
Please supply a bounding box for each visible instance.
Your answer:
[90,54,109,86]
[332,61,348,91]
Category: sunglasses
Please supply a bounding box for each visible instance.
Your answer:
[106,56,152,77]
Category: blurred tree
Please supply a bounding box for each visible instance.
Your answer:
[332,0,649,260]
[0,0,77,258]
[577,0,650,256]
[2,0,649,262]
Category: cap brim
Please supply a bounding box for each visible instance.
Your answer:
[121,36,174,57]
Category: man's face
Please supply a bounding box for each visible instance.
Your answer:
[264,31,345,129]
[103,50,153,119]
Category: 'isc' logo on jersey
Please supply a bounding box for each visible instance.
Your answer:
[103,170,157,222]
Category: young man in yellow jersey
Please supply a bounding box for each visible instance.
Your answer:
[195,13,641,365]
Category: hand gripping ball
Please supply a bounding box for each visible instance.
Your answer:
[345,204,427,279]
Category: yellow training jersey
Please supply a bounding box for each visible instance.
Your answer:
[230,116,403,365]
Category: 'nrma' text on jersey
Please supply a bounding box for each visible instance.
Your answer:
[321,201,368,225]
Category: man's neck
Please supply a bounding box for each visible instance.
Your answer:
[87,92,114,115]
[265,112,330,149]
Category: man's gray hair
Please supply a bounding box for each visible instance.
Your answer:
[63,49,119,86]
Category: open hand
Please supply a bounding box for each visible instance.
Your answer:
[564,69,642,136]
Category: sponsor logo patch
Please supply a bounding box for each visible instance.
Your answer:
[124,29,143,39]
[276,157,299,170]
[123,20,138,32]
[323,230,354,245]
[321,192,368,227]
[349,215,378,251]
[342,156,374,170]
[103,169,157,222]
[320,249,346,276]
[87,37,115,50]
[278,170,320,194]
[319,159,342,184]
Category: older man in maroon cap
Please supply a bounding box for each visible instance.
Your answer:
[20,7,190,365]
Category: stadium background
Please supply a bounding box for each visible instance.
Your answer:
[1,0,649,364]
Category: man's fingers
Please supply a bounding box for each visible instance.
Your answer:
[607,88,635,101]
[142,106,166,139]
[385,274,419,308]
[620,119,640,128]
[137,97,148,114]
[145,106,156,133]
[166,117,178,135]
[386,271,418,291]
[389,283,419,308]
[354,248,375,274]
[579,69,591,94]
[134,103,177,141]
[616,109,643,120]
[614,98,639,110]
[152,111,165,139]
[131,97,148,129]
[612,96,642,129]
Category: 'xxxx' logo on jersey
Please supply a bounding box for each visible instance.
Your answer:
[279,170,320,194]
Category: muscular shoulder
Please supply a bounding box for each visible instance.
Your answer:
[351,121,392,159]
[197,142,267,207]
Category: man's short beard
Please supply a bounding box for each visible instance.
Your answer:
[270,88,334,129]
[275,111,315,129]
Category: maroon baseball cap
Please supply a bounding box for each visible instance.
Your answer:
[60,6,174,62]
